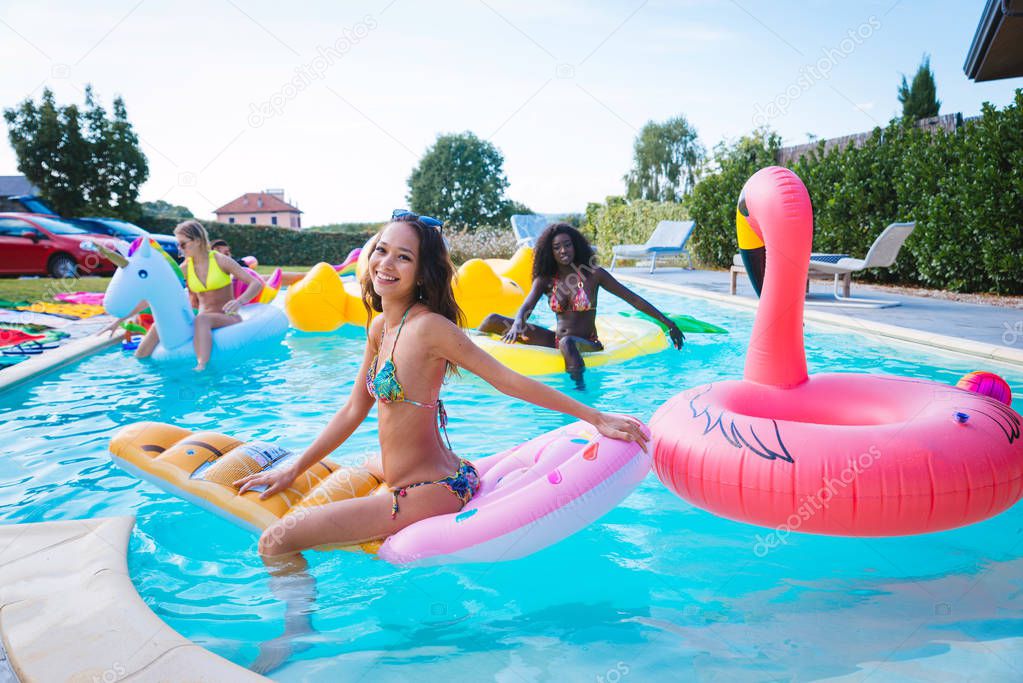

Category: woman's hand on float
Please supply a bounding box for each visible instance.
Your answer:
[234,467,296,499]
[98,317,126,336]
[223,298,242,315]
[668,323,685,350]
[502,319,527,343]
[593,412,649,452]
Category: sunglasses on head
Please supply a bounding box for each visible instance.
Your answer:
[392,209,443,230]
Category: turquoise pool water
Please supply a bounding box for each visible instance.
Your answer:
[2,287,1022,681]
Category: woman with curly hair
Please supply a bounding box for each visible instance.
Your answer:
[479,222,684,387]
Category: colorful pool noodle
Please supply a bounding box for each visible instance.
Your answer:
[333,248,361,277]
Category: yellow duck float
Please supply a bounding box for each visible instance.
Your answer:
[285,246,534,332]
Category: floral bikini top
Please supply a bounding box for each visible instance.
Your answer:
[548,274,594,313]
[365,305,451,447]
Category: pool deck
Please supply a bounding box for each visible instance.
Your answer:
[614,266,1023,368]
[0,314,119,394]
[0,516,265,682]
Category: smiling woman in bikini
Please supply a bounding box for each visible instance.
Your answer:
[234,210,648,558]
[479,223,685,387]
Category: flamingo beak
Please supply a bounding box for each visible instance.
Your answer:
[736,209,766,297]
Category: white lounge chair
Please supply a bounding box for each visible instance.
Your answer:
[610,220,695,273]
[511,214,564,248]
[807,221,916,308]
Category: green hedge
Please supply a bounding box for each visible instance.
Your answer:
[686,130,781,267]
[307,222,384,234]
[582,197,690,261]
[137,217,373,266]
[686,89,1023,294]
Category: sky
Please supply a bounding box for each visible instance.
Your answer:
[1,0,1020,227]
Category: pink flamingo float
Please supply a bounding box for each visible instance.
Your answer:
[651,166,1023,535]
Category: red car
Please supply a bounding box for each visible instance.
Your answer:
[0,213,120,278]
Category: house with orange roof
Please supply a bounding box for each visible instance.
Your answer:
[214,189,302,229]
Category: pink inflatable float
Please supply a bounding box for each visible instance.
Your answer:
[109,419,650,565]
[651,166,1023,536]
[232,267,283,304]
[380,421,651,564]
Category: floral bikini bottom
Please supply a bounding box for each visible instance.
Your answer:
[390,458,481,519]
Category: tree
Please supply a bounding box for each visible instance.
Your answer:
[407,132,511,229]
[898,55,941,121]
[500,199,532,221]
[624,116,705,202]
[4,86,149,218]
[140,200,194,222]
[685,128,781,267]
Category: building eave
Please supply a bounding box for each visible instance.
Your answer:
[965,0,1023,81]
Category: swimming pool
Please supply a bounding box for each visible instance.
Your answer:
[2,287,1021,681]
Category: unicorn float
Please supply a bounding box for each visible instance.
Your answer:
[651,166,1023,536]
[101,237,287,363]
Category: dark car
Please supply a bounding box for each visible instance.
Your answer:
[0,213,120,277]
[72,217,180,259]
[0,194,58,215]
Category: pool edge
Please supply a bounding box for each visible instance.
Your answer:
[0,516,266,682]
[0,333,120,395]
[616,274,1023,369]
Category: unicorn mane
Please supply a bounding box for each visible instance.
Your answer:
[129,237,184,287]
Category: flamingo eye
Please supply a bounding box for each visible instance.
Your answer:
[138,269,148,279]
[737,191,749,218]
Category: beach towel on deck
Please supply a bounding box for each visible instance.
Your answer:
[55,292,106,306]
[16,302,107,319]
[0,310,75,328]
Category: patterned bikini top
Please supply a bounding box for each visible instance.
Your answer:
[366,305,437,408]
[365,304,451,448]
[548,274,594,313]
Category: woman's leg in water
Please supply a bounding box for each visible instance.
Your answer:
[557,335,603,389]
[477,313,557,348]
[192,312,241,371]
[134,326,160,358]
[250,482,470,672]
[251,553,317,675]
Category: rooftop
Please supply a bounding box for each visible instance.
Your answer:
[0,175,39,197]
[214,192,302,215]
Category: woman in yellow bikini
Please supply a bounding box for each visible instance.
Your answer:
[172,220,262,370]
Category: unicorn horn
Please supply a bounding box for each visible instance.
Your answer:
[87,240,128,268]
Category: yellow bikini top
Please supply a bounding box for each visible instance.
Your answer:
[185,251,232,293]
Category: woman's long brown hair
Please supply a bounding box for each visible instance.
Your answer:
[361,215,464,330]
